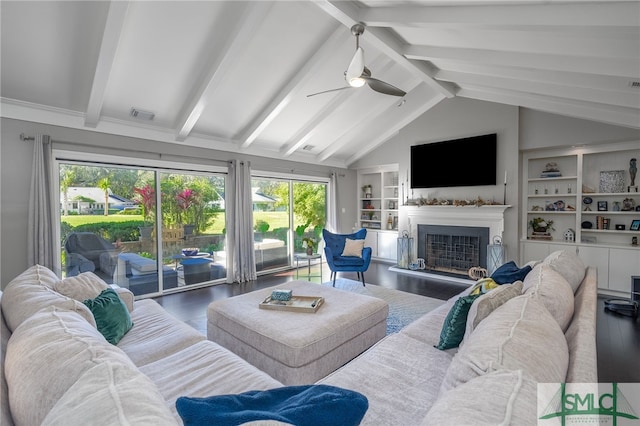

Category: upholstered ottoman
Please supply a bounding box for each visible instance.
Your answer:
[207,280,389,385]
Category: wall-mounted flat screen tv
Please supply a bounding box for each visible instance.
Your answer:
[411,133,497,188]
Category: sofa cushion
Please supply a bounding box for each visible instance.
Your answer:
[117,299,205,367]
[490,261,532,284]
[5,307,136,426]
[1,264,96,332]
[176,385,368,426]
[435,294,481,350]
[119,252,157,273]
[543,250,587,293]
[522,263,574,331]
[423,370,538,426]
[83,288,134,345]
[54,271,108,301]
[41,361,176,426]
[341,239,364,257]
[441,295,569,393]
[465,280,523,335]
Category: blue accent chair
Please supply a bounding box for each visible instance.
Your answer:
[323,228,372,287]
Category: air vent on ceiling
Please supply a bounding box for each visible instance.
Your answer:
[130,108,155,120]
[302,145,315,151]
[630,81,640,88]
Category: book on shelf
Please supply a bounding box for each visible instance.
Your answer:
[540,172,562,178]
[530,232,553,240]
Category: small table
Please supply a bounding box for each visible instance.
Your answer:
[294,253,322,281]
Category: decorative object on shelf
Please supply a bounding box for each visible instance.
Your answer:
[387,214,393,230]
[540,162,561,178]
[629,158,637,192]
[582,221,593,229]
[563,229,576,243]
[597,201,608,211]
[630,220,640,232]
[622,198,636,211]
[615,224,626,230]
[486,236,505,276]
[529,217,554,240]
[582,196,593,211]
[362,185,372,198]
[633,236,638,246]
[599,170,625,193]
[613,201,621,211]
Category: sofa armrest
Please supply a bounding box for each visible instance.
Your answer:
[109,284,134,313]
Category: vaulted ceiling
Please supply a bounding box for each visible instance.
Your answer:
[2,1,638,168]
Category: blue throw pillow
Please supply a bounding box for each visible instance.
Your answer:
[490,261,532,284]
[435,294,481,350]
[176,384,368,426]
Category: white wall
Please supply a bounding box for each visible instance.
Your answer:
[352,96,521,262]
[0,117,355,287]
[352,98,640,265]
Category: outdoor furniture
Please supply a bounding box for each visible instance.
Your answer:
[114,253,178,295]
[206,280,389,385]
[323,228,371,286]
[64,232,117,277]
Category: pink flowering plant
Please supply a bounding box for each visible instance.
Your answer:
[133,183,155,224]
[176,188,199,224]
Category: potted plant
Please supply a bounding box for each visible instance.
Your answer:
[529,217,554,233]
[176,188,198,235]
[362,184,372,198]
[302,237,317,255]
[133,183,155,239]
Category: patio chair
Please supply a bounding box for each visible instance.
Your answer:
[64,232,117,277]
[322,228,372,286]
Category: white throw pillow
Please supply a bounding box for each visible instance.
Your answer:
[441,294,569,393]
[54,272,109,302]
[464,280,523,336]
[341,239,364,257]
[543,250,586,293]
[522,263,574,332]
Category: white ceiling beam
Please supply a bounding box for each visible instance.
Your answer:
[436,69,640,109]
[457,84,640,129]
[239,25,344,149]
[360,2,640,27]
[84,1,130,128]
[175,2,274,141]
[314,0,456,98]
[435,60,637,93]
[406,45,640,78]
[345,85,446,165]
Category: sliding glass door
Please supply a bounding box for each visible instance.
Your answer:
[251,176,327,273]
[58,162,226,297]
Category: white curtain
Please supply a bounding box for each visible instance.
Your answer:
[326,172,338,232]
[225,160,256,283]
[27,134,57,273]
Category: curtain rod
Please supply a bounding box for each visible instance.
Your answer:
[20,133,35,141]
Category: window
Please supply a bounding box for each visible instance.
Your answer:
[59,161,226,297]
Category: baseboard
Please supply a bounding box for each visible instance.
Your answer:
[388,266,474,286]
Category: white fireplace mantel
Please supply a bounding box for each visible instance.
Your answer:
[401,205,512,245]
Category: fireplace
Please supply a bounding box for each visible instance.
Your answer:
[418,225,489,277]
[393,205,511,283]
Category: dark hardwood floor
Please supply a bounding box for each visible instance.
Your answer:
[153,260,639,383]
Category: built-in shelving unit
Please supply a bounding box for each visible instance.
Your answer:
[357,164,399,262]
[521,140,640,296]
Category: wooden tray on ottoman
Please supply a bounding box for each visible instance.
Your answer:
[259,295,324,313]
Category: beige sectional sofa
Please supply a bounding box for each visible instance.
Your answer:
[1,249,596,425]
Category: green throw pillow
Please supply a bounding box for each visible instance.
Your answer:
[83,288,133,345]
[435,294,481,350]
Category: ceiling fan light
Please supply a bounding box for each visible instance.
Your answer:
[349,77,366,87]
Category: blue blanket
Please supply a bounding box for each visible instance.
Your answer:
[176,384,368,426]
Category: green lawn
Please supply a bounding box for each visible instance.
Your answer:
[61,211,291,235]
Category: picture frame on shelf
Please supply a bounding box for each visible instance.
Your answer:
[630,220,640,232]
[597,201,608,211]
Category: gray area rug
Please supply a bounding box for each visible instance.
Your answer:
[322,278,444,335]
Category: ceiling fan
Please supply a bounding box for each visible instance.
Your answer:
[307,22,406,98]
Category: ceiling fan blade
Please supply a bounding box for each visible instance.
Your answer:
[306,86,353,98]
[362,76,406,97]
[345,47,365,83]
